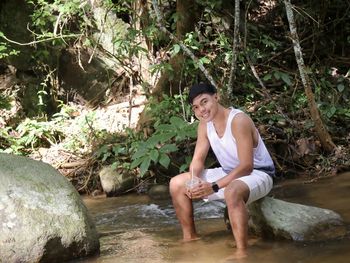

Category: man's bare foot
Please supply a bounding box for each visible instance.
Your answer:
[232,248,248,259]
[181,236,201,243]
[224,248,248,262]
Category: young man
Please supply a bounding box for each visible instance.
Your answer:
[169,83,275,259]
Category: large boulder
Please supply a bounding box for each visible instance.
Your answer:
[225,197,346,241]
[0,153,99,263]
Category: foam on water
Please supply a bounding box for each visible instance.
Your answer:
[94,200,226,230]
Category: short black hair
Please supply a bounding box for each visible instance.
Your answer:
[188,83,217,104]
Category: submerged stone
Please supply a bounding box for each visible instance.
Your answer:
[0,153,99,263]
[148,184,170,200]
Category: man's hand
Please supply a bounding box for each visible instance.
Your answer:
[187,181,213,199]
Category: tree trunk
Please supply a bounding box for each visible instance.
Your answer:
[151,0,201,99]
[283,0,336,153]
[227,0,240,97]
[132,0,153,87]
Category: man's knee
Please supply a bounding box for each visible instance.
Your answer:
[169,172,189,195]
[224,180,249,205]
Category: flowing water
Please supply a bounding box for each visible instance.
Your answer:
[76,172,350,263]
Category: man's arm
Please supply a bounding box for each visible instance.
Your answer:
[216,113,255,189]
[190,120,210,177]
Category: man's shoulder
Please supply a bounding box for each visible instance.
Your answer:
[231,111,255,131]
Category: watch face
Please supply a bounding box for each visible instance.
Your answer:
[212,182,219,192]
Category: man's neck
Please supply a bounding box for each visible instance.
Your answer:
[212,105,229,126]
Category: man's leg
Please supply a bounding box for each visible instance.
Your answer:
[224,180,250,258]
[169,172,199,241]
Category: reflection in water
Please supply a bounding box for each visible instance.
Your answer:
[77,173,350,263]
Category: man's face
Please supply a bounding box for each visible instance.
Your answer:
[191,93,218,122]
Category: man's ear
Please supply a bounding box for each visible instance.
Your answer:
[214,93,219,101]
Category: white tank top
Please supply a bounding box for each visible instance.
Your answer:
[207,108,275,176]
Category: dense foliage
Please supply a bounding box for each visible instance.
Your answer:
[0,0,349,193]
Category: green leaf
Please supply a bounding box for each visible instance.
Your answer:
[280,73,292,86]
[326,106,337,118]
[170,116,186,129]
[337,83,345,92]
[160,144,178,153]
[157,132,176,143]
[156,124,173,131]
[140,157,151,177]
[199,57,210,64]
[263,73,272,81]
[273,71,281,80]
[113,145,125,155]
[173,44,180,54]
[111,161,119,170]
[159,153,170,168]
[96,145,109,158]
[101,152,111,162]
[132,147,147,159]
[150,149,159,162]
[179,163,188,173]
[130,157,144,169]
[146,135,160,147]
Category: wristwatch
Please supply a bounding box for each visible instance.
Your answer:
[211,182,219,193]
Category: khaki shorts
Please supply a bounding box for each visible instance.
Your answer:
[201,167,273,204]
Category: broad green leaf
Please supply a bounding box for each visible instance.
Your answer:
[146,135,160,147]
[199,57,210,64]
[281,73,292,86]
[179,163,188,173]
[96,145,109,157]
[132,148,147,159]
[273,71,281,80]
[156,124,173,131]
[263,73,272,81]
[150,149,159,162]
[101,152,111,162]
[140,157,151,177]
[337,83,345,92]
[159,153,170,168]
[160,144,178,153]
[130,156,144,169]
[157,132,176,143]
[170,116,186,129]
[173,44,180,54]
[111,161,119,170]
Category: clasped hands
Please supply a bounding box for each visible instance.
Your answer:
[186,179,213,199]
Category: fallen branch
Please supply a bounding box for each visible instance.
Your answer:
[0,33,82,46]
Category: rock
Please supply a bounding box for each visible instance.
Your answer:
[148,184,170,200]
[99,166,135,197]
[224,197,346,242]
[0,153,99,263]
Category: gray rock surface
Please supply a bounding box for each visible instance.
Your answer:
[0,153,99,263]
[225,197,346,241]
[99,165,135,197]
[250,197,347,241]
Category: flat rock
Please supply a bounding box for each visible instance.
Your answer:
[225,197,346,241]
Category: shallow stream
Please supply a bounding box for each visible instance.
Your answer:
[76,172,350,263]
